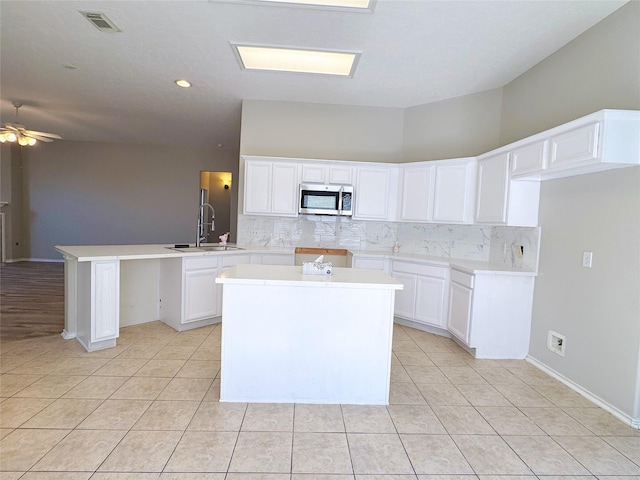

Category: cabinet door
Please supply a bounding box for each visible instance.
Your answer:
[392,271,417,319]
[91,260,120,342]
[301,163,326,183]
[475,153,509,224]
[354,167,392,220]
[448,282,472,344]
[271,163,299,216]
[549,122,600,169]
[400,165,434,222]
[329,165,354,184]
[244,161,272,214]
[432,160,476,224]
[184,268,218,323]
[415,275,446,328]
[511,140,547,176]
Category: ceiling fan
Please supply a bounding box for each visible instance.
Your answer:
[0,101,62,146]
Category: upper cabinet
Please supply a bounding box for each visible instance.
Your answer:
[243,158,299,217]
[509,110,640,181]
[353,165,397,221]
[432,158,477,224]
[475,152,540,227]
[301,162,354,185]
[399,164,435,222]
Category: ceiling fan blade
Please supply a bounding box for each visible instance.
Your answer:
[24,129,62,140]
[24,133,55,142]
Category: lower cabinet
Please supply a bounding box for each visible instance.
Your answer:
[447,267,535,359]
[160,256,221,331]
[391,260,449,329]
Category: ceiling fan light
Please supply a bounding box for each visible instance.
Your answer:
[28,137,37,146]
[18,136,29,146]
[5,132,17,143]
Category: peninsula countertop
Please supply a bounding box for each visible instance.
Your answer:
[54,243,536,276]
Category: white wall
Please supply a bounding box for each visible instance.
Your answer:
[403,88,503,161]
[501,1,640,423]
[500,1,640,144]
[22,141,239,260]
[240,100,405,162]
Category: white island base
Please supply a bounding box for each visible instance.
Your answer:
[216,264,403,405]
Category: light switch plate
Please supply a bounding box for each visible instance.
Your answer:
[582,251,593,268]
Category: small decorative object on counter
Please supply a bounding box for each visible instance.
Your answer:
[302,255,333,275]
[392,241,400,253]
[219,232,229,245]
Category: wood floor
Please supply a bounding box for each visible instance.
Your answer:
[0,261,65,344]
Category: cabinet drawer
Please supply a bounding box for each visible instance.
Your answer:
[450,269,474,288]
[260,254,294,265]
[221,254,252,267]
[392,261,447,278]
[353,257,386,270]
[185,256,219,270]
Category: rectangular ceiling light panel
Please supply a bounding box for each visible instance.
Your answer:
[263,0,371,9]
[233,45,360,77]
[209,0,375,13]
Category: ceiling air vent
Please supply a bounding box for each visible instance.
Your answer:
[80,12,121,32]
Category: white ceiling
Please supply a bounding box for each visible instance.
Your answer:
[0,0,628,150]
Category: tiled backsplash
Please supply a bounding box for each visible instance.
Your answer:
[237,214,540,270]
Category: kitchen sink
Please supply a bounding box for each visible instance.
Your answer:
[196,245,243,251]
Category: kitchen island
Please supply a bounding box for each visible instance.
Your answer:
[216,264,403,404]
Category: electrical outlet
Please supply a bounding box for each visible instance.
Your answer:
[582,251,593,268]
[547,331,566,356]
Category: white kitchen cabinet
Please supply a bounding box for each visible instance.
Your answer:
[447,269,473,344]
[509,110,640,180]
[511,140,547,177]
[399,163,435,222]
[391,260,448,329]
[243,158,299,217]
[301,162,354,185]
[71,259,121,352]
[475,152,541,227]
[252,252,294,265]
[352,255,389,272]
[432,158,477,224]
[160,256,220,332]
[447,267,535,358]
[354,165,397,221]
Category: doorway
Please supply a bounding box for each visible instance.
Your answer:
[200,171,232,243]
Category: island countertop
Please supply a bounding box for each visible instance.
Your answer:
[216,263,404,290]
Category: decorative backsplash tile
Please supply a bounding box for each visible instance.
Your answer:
[237,214,541,269]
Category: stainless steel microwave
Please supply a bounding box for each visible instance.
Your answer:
[299,183,353,216]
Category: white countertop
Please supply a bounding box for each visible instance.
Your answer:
[54,244,291,262]
[351,250,537,277]
[55,243,536,276]
[216,264,403,290]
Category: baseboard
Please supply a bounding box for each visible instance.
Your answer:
[394,317,451,338]
[526,355,639,429]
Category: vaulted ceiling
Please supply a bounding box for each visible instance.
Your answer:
[0,0,627,149]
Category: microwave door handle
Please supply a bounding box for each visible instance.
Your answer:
[338,186,344,214]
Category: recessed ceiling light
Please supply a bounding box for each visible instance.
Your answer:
[175,79,192,88]
[232,44,360,77]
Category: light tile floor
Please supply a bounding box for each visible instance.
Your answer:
[1,321,639,478]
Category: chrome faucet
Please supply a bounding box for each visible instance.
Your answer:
[196,203,215,247]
